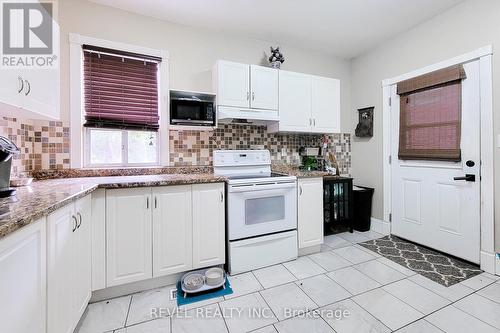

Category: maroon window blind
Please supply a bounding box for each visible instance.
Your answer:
[397,65,466,162]
[83,45,161,131]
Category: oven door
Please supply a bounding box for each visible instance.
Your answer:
[227,181,297,240]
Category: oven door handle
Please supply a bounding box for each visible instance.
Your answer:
[229,181,296,193]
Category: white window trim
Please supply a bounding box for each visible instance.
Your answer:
[69,33,170,168]
[381,45,495,274]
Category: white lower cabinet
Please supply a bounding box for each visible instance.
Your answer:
[48,195,92,333]
[0,219,46,333]
[153,185,193,277]
[106,183,226,287]
[106,187,152,287]
[192,183,226,268]
[298,178,324,249]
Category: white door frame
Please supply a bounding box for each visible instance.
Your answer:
[381,45,495,274]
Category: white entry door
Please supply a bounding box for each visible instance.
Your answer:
[391,60,480,263]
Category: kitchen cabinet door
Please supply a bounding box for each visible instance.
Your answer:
[192,183,225,268]
[152,185,193,277]
[250,65,279,110]
[215,61,250,108]
[0,70,24,112]
[298,178,324,249]
[20,68,60,120]
[0,219,46,333]
[106,188,152,287]
[47,205,76,333]
[74,195,92,322]
[278,70,312,131]
[311,76,340,133]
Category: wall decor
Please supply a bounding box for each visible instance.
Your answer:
[268,46,285,69]
[355,107,374,137]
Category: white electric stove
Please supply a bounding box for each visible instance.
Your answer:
[213,150,298,274]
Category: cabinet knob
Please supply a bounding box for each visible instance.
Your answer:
[24,80,30,96]
[71,216,78,232]
[76,212,82,229]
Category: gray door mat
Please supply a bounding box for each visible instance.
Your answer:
[359,235,482,287]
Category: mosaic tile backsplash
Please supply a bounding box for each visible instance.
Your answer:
[169,124,351,175]
[0,117,70,176]
[0,118,351,177]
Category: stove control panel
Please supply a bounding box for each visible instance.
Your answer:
[213,150,271,167]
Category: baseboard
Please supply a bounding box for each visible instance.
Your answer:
[480,251,496,274]
[371,217,390,235]
[90,272,182,303]
[496,253,500,276]
[299,244,321,256]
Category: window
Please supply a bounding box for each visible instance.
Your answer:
[82,45,162,166]
[397,65,466,161]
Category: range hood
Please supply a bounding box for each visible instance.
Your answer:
[217,106,279,124]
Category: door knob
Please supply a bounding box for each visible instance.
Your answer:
[453,174,475,182]
[466,160,475,167]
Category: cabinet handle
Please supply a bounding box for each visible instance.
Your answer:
[154,196,157,209]
[24,80,30,96]
[246,91,250,100]
[252,92,255,101]
[299,186,303,196]
[146,197,149,209]
[71,215,78,232]
[17,76,24,93]
[220,191,224,202]
[309,118,312,126]
[313,118,316,126]
[76,212,82,229]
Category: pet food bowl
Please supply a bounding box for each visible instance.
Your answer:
[182,272,205,291]
[204,267,225,286]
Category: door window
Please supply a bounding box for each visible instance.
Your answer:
[397,64,465,161]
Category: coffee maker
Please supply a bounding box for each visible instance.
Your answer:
[0,136,20,197]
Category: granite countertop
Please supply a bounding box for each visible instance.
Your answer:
[272,164,346,178]
[1,164,350,240]
[0,173,226,240]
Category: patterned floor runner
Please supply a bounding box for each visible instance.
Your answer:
[359,235,482,286]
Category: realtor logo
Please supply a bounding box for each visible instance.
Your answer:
[1,1,57,68]
[2,2,53,54]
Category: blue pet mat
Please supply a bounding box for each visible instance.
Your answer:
[176,278,233,307]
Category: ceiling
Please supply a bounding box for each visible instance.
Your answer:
[88,0,464,59]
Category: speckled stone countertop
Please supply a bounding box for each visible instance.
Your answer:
[272,164,346,178]
[0,173,225,240]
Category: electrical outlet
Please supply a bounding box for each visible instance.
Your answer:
[170,289,177,300]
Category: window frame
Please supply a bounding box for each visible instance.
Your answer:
[84,128,160,168]
[69,34,170,168]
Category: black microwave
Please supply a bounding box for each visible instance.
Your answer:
[170,90,216,126]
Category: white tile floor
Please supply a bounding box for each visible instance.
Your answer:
[75,230,500,333]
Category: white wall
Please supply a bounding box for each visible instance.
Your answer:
[59,0,351,132]
[350,0,499,250]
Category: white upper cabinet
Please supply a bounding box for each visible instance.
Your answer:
[311,76,340,133]
[274,70,312,131]
[267,71,341,134]
[0,70,24,110]
[0,219,46,333]
[106,188,152,287]
[215,60,250,108]
[214,61,279,123]
[250,65,279,110]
